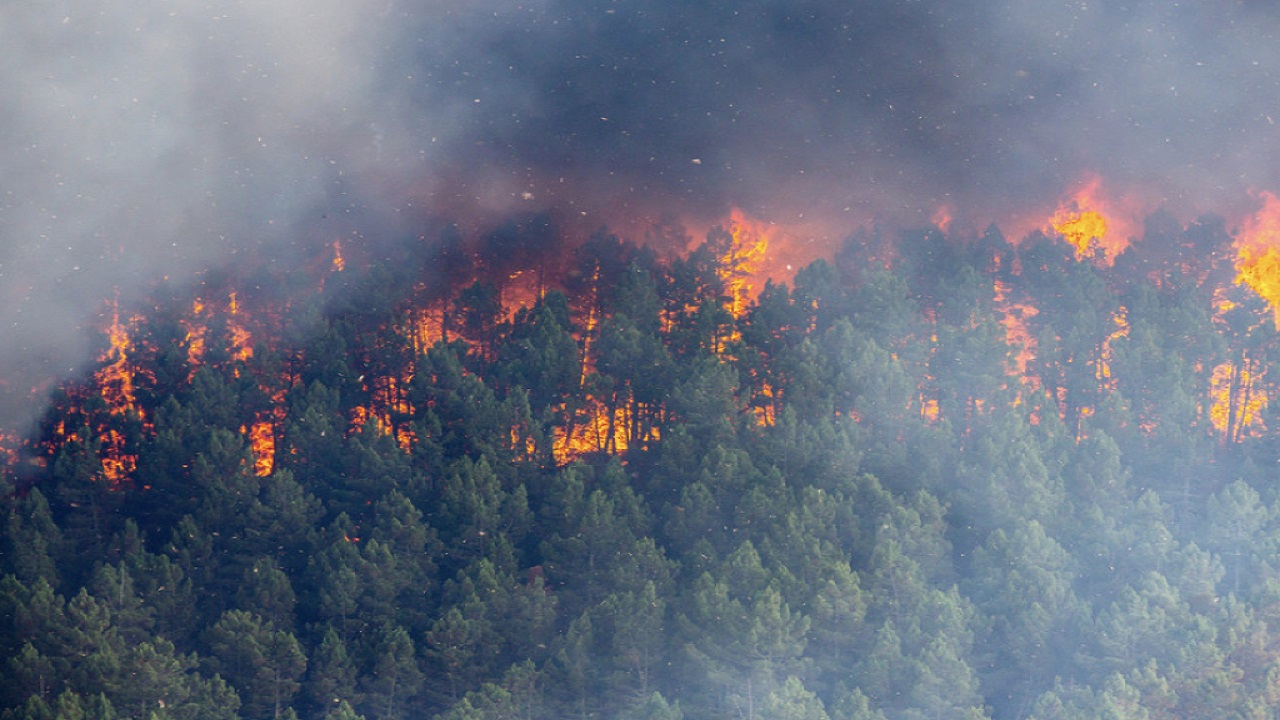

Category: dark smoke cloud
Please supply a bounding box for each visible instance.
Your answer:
[4,0,1280,431]
[432,0,1280,225]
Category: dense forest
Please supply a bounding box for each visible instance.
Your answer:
[5,211,1280,720]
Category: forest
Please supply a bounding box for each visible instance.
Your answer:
[4,209,1280,720]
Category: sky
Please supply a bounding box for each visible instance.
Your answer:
[3,0,1280,431]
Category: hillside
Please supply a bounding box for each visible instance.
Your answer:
[4,214,1280,720]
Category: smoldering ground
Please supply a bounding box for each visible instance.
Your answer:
[4,0,1280,432]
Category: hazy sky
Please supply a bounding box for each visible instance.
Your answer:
[4,0,1280,430]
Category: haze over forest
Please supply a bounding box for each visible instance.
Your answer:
[3,207,1280,719]
[9,1,1280,719]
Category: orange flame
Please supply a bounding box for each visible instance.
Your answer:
[553,401,631,462]
[1096,306,1129,391]
[99,429,136,483]
[1046,175,1139,263]
[351,372,417,453]
[0,433,18,473]
[1052,209,1107,258]
[406,304,445,356]
[1208,285,1271,443]
[246,420,275,476]
[97,301,141,418]
[503,270,544,323]
[752,381,777,427]
[720,208,772,319]
[1234,191,1280,327]
[332,240,346,273]
[227,292,253,363]
[994,279,1039,380]
[92,300,145,486]
[1210,361,1267,442]
[350,405,386,434]
[184,298,208,371]
[919,395,940,423]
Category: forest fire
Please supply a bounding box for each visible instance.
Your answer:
[1234,191,1280,327]
[407,305,446,356]
[332,239,346,273]
[0,433,17,473]
[752,381,777,427]
[502,270,546,322]
[718,208,773,319]
[227,291,253,364]
[1051,204,1107,258]
[18,5,1280,718]
[993,279,1039,379]
[14,184,1280,492]
[184,298,209,370]
[1095,306,1130,392]
[1207,287,1272,443]
[1209,360,1267,443]
[246,420,275,476]
[89,301,147,486]
[553,403,631,462]
[10,191,1280,720]
[919,395,940,423]
[349,372,417,453]
[184,291,256,371]
[95,301,142,420]
[1044,175,1140,263]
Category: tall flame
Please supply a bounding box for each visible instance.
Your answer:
[246,420,275,476]
[1208,286,1272,443]
[720,208,772,319]
[91,299,145,486]
[994,279,1039,380]
[184,298,208,371]
[96,301,140,418]
[1210,360,1267,443]
[227,291,253,363]
[1234,191,1280,327]
[407,304,445,356]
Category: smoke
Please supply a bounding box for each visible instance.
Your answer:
[439,0,1280,225]
[4,0,1280,432]
[0,0,442,430]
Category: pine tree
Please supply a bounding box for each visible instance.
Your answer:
[204,610,306,720]
[3,489,65,589]
[302,627,361,716]
[358,623,423,720]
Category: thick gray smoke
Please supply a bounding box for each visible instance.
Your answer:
[442,0,1280,224]
[3,0,1280,432]
[0,0,459,431]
